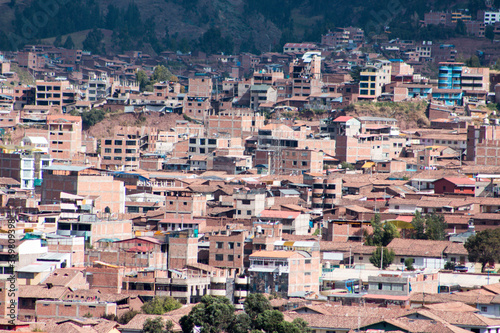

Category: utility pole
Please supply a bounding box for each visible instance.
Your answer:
[380,247,384,270]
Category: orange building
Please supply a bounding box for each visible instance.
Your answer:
[41,166,125,214]
[47,114,82,160]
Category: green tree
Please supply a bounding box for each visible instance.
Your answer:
[350,67,362,83]
[118,310,140,324]
[465,229,500,272]
[244,293,271,320]
[455,19,466,35]
[365,214,384,246]
[340,161,354,170]
[425,214,447,240]
[370,247,395,269]
[404,258,415,271]
[228,313,252,333]
[54,35,63,47]
[143,317,174,333]
[70,108,105,129]
[382,222,400,246]
[64,36,75,50]
[411,211,426,239]
[466,55,481,67]
[141,296,182,315]
[83,28,104,54]
[444,261,456,270]
[255,310,284,333]
[152,65,173,83]
[411,212,447,240]
[136,70,150,91]
[486,25,495,41]
[180,295,235,333]
[290,318,312,333]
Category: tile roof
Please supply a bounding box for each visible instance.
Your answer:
[249,250,297,258]
[257,210,301,219]
[387,238,468,257]
[440,177,476,186]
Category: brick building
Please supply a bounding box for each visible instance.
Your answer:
[41,165,125,214]
[101,126,157,171]
[249,241,320,297]
[47,114,82,160]
[209,230,249,275]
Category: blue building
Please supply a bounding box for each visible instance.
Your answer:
[438,62,463,90]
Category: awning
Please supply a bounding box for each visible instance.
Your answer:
[362,162,375,168]
[249,267,278,273]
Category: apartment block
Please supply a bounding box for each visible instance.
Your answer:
[17,52,45,70]
[311,177,343,210]
[335,134,406,163]
[466,124,500,165]
[234,190,266,219]
[188,77,212,97]
[249,241,320,297]
[163,189,207,218]
[321,27,364,47]
[0,150,51,189]
[206,109,264,138]
[101,126,156,171]
[209,230,248,274]
[281,148,324,174]
[182,96,211,120]
[188,136,242,155]
[47,115,82,160]
[35,80,77,108]
[359,60,391,100]
[166,230,199,271]
[41,165,125,214]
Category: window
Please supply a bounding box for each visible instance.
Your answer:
[305,259,311,264]
[228,255,234,261]
[215,254,223,261]
[104,148,111,153]
[104,140,112,145]
[242,200,251,205]
[302,161,307,166]
[113,157,122,160]
[216,242,223,249]
[228,242,234,249]
[247,210,251,215]
[126,140,136,146]
[237,243,241,247]
[114,149,122,154]
[481,306,488,312]
[114,140,122,145]
[359,257,363,260]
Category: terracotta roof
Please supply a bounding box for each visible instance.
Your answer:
[43,269,85,287]
[387,238,467,257]
[333,116,354,122]
[257,210,301,219]
[424,302,478,312]
[440,177,476,186]
[249,250,297,258]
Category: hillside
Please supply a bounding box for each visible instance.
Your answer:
[86,112,185,139]
[0,0,490,53]
[344,101,430,130]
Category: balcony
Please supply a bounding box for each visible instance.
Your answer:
[234,290,248,297]
[235,276,249,284]
[210,289,226,296]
